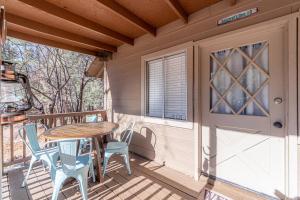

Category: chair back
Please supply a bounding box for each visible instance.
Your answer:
[58,140,78,171]
[121,121,135,145]
[18,123,41,154]
[85,115,98,123]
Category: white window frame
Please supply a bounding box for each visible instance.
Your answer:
[141,42,194,129]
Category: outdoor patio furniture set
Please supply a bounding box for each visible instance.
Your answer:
[18,116,135,200]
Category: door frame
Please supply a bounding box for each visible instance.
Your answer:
[193,13,298,198]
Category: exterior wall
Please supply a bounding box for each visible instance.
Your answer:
[104,0,300,178]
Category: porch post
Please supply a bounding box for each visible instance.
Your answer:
[193,45,201,181]
[286,13,298,198]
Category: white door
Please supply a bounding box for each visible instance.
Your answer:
[197,22,287,197]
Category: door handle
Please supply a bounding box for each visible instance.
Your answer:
[273,121,283,128]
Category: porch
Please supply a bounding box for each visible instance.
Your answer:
[1,0,300,199]
[2,153,265,200]
[0,110,266,200]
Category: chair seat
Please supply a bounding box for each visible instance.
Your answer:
[106,142,127,150]
[55,155,90,172]
[76,155,90,169]
[35,147,58,156]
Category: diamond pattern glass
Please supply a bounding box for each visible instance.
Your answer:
[255,84,269,111]
[212,101,232,114]
[210,88,220,109]
[210,42,269,116]
[240,42,265,59]
[241,101,265,116]
[212,49,231,64]
[240,65,267,94]
[211,68,233,95]
[254,45,268,72]
[225,84,250,113]
[210,56,219,79]
[225,49,248,78]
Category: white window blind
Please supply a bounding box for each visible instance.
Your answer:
[146,52,187,120]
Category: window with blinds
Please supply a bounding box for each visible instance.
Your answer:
[146,52,187,120]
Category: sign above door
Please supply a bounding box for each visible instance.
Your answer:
[218,8,258,26]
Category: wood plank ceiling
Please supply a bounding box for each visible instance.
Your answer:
[1,0,224,56]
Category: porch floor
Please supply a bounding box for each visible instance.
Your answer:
[2,154,266,200]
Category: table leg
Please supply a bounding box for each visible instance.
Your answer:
[99,136,105,159]
[93,136,103,182]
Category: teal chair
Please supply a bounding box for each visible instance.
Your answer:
[79,115,98,154]
[85,115,98,123]
[18,123,59,187]
[78,115,96,183]
[103,121,135,176]
[50,139,91,200]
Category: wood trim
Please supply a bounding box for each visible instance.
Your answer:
[285,13,298,197]
[230,0,237,6]
[193,44,201,181]
[3,157,30,167]
[140,42,194,126]
[17,0,134,45]
[6,13,117,52]
[9,124,13,162]
[7,29,99,56]
[0,6,6,45]
[96,0,156,36]
[27,110,107,121]
[164,0,188,23]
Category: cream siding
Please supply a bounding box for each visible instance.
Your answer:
[104,0,300,178]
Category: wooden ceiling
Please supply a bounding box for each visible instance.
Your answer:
[1,0,224,55]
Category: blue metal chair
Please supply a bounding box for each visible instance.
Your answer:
[50,139,91,200]
[78,115,96,183]
[18,123,59,187]
[85,115,98,123]
[79,115,98,154]
[103,121,135,176]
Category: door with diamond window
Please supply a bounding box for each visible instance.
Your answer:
[197,25,286,197]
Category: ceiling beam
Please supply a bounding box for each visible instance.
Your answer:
[165,0,188,23]
[6,13,117,52]
[17,0,134,45]
[96,0,156,36]
[230,0,237,6]
[7,29,99,56]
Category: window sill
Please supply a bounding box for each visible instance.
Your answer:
[141,116,194,129]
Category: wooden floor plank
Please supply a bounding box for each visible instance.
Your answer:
[107,159,182,200]
[112,156,195,200]
[7,168,30,200]
[32,165,66,200]
[4,154,267,200]
[130,154,200,198]
[2,174,11,200]
[87,179,123,200]
[107,170,156,200]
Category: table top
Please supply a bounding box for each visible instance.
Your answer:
[43,122,119,140]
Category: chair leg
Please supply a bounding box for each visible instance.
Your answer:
[22,157,36,187]
[77,171,88,200]
[102,153,112,176]
[123,151,131,175]
[89,161,96,182]
[42,160,46,171]
[78,146,82,155]
[51,175,66,200]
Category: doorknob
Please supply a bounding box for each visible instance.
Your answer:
[274,97,283,104]
[273,121,283,128]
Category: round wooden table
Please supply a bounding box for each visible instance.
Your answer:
[43,122,119,182]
